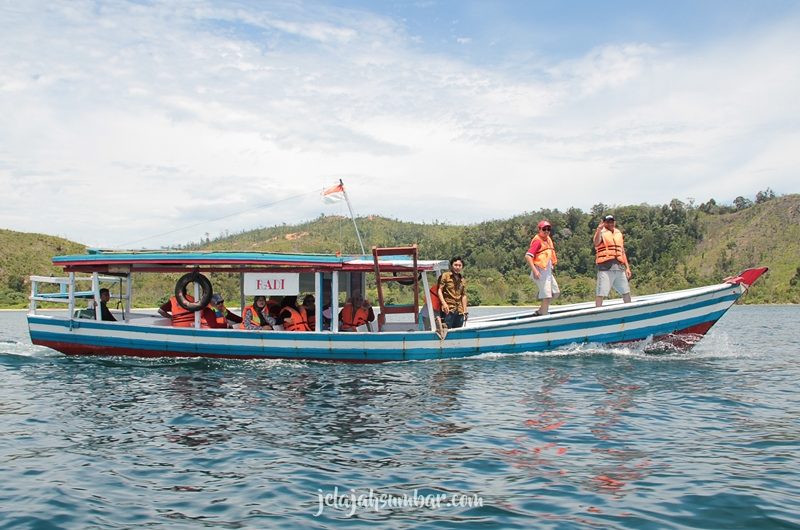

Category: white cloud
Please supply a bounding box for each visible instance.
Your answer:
[0,1,798,248]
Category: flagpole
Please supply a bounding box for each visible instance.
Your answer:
[340,179,367,255]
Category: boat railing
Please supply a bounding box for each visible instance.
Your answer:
[29,273,130,320]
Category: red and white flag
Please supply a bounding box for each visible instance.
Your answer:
[322,182,345,204]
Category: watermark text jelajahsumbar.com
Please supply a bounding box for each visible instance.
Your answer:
[315,487,484,517]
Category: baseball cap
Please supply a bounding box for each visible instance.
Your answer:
[537,220,552,229]
[603,215,615,221]
[211,294,224,304]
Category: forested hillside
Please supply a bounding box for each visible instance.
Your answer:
[2,193,798,308]
[689,194,800,303]
[0,230,86,306]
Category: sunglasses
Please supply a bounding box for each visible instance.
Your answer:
[540,227,551,231]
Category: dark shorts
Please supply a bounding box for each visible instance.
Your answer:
[444,312,465,329]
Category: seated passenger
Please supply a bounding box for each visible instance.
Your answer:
[267,296,282,319]
[99,288,117,322]
[302,294,316,330]
[321,304,333,330]
[202,294,242,328]
[239,296,275,330]
[279,296,311,331]
[339,290,375,331]
[199,305,218,328]
[158,287,196,327]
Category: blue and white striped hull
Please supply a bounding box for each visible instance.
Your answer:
[27,282,747,362]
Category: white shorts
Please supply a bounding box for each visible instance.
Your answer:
[596,269,630,297]
[531,268,560,299]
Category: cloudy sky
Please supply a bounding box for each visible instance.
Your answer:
[2,0,798,248]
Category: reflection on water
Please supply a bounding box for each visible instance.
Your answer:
[1,306,799,529]
[585,373,649,498]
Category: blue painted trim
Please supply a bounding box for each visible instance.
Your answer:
[455,291,739,340]
[30,286,733,347]
[28,304,729,361]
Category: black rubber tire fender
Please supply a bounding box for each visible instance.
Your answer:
[175,272,213,311]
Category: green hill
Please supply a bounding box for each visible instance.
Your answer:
[2,194,798,308]
[0,229,86,307]
[687,194,800,303]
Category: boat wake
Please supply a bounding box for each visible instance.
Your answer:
[1,341,59,355]
[0,341,63,363]
[64,355,307,370]
[464,334,744,362]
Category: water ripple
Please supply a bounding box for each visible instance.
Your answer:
[1,307,799,528]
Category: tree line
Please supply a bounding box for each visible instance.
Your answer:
[0,189,789,308]
[357,189,783,306]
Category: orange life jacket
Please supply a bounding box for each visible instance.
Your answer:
[169,296,196,327]
[530,235,558,269]
[239,305,267,329]
[282,306,311,332]
[341,304,369,331]
[595,228,628,265]
[429,286,442,312]
[200,307,227,328]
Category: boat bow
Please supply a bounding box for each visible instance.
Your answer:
[724,267,769,288]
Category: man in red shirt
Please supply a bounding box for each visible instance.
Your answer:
[158,290,197,327]
[525,220,560,316]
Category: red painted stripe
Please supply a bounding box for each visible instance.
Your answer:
[31,339,384,363]
[611,319,718,351]
[648,320,718,350]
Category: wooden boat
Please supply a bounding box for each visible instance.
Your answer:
[26,247,767,362]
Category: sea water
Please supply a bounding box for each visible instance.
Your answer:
[1,305,798,529]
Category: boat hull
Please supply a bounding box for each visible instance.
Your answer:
[27,281,749,362]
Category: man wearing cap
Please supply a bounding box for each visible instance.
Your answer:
[526,220,559,316]
[203,293,242,328]
[593,215,632,307]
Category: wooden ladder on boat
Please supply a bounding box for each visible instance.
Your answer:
[372,245,420,332]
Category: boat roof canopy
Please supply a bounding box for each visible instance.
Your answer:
[53,249,450,274]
